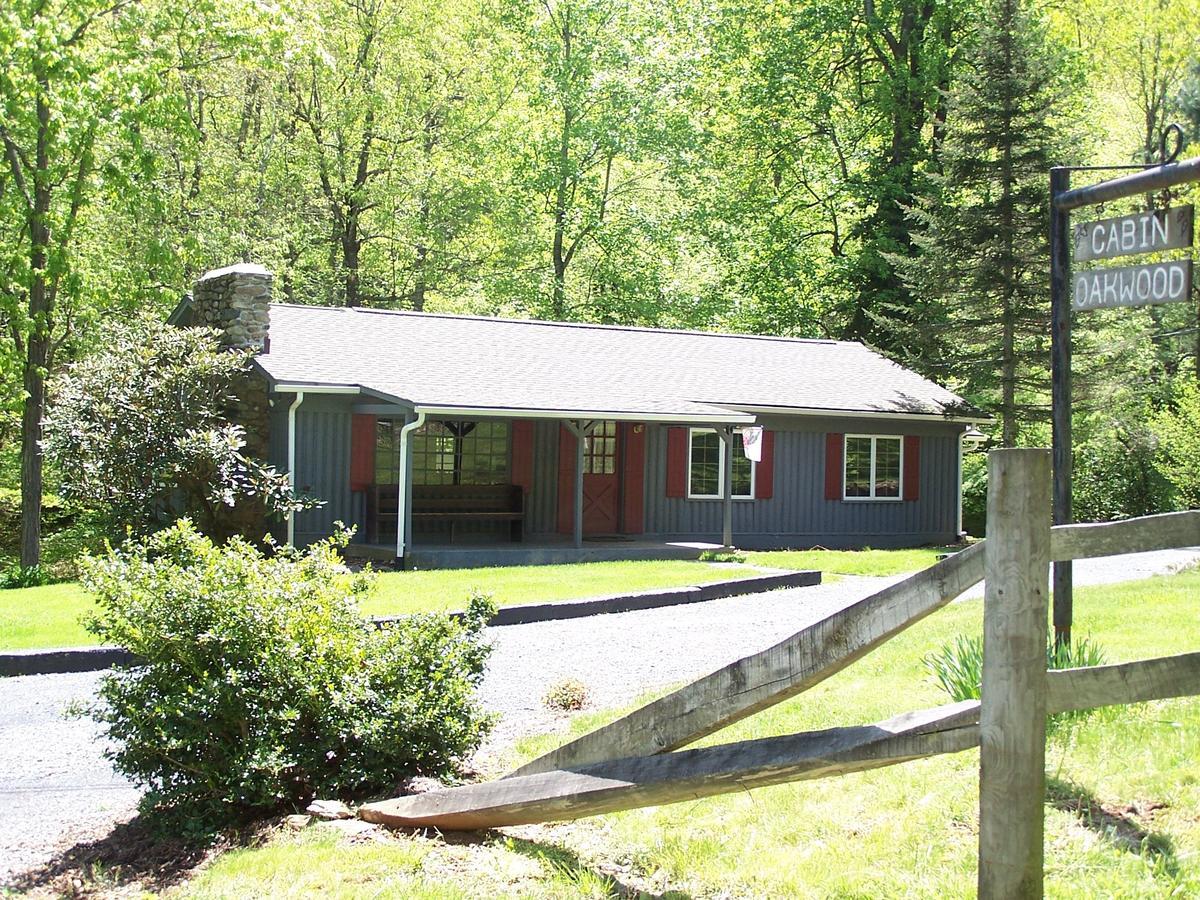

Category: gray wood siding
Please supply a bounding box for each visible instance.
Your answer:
[291,398,359,544]
[642,421,961,548]
[529,420,560,535]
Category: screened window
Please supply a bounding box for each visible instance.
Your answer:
[844,435,902,500]
[688,428,754,499]
[374,420,510,486]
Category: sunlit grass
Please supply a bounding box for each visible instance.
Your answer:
[744,545,951,576]
[362,559,769,616]
[0,559,773,649]
[0,581,99,649]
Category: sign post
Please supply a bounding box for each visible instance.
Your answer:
[1048,143,1200,647]
[1050,168,1072,648]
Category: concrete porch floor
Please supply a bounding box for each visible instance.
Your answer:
[344,538,726,570]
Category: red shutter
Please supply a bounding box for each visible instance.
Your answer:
[824,433,844,501]
[350,414,376,492]
[665,427,688,498]
[556,425,576,533]
[511,421,534,494]
[621,423,646,533]
[903,435,921,501]
[754,430,775,500]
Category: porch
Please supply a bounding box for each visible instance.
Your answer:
[333,409,754,568]
[344,537,726,571]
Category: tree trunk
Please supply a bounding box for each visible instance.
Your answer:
[343,226,362,307]
[20,85,53,568]
[550,14,573,320]
[410,241,428,310]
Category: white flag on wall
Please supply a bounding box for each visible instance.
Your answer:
[738,426,764,462]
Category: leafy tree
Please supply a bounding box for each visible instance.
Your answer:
[900,0,1078,445]
[0,0,168,565]
[43,315,308,541]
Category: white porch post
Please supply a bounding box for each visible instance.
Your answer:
[563,420,594,549]
[721,426,734,549]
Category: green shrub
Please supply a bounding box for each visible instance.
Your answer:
[80,521,496,829]
[0,563,52,588]
[924,632,1107,704]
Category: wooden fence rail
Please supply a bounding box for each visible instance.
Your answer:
[359,450,1200,897]
[359,650,1200,830]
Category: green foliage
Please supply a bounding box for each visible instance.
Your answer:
[697,549,747,564]
[899,0,1082,445]
[43,315,311,542]
[0,488,73,556]
[80,521,496,827]
[0,563,51,589]
[923,633,987,704]
[960,452,988,537]
[1074,424,1174,521]
[924,631,1107,704]
[1152,380,1200,509]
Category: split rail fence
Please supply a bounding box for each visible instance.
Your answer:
[361,449,1200,898]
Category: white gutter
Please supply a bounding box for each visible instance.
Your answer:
[273,383,361,395]
[285,390,305,547]
[395,410,428,561]
[726,404,988,425]
[413,405,753,425]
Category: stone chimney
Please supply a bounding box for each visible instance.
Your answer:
[190,263,273,481]
[190,263,272,352]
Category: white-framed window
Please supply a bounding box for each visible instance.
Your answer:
[688,428,755,500]
[843,434,902,500]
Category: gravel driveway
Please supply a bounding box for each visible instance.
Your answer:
[3,547,1197,884]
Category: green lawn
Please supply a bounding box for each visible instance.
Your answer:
[362,559,772,616]
[180,569,1200,899]
[0,559,777,650]
[744,544,953,576]
[0,580,99,650]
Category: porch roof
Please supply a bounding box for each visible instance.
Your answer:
[257,304,977,423]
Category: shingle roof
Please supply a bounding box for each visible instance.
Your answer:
[255,304,975,423]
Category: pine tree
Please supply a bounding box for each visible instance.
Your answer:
[897,0,1078,446]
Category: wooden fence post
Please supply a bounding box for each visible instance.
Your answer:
[978,449,1051,899]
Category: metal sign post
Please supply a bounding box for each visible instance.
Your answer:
[1049,133,1199,646]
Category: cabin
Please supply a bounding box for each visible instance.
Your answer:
[172,264,982,569]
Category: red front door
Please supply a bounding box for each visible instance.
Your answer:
[582,421,619,533]
[557,421,621,535]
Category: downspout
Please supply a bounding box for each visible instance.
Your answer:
[956,429,965,539]
[286,390,305,547]
[395,410,428,564]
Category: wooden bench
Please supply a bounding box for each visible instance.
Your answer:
[366,483,524,544]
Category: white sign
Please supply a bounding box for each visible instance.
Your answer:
[738,426,764,462]
[1072,259,1193,311]
[1073,206,1193,262]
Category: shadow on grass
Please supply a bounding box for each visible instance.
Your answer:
[411,828,692,899]
[502,834,693,899]
[1046,776,1176,875]
[5,814,264,896]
